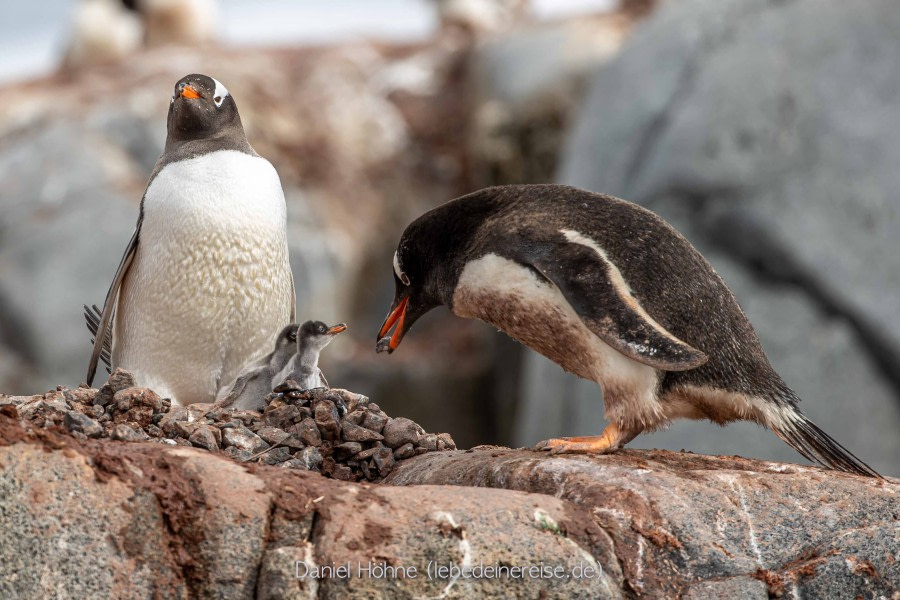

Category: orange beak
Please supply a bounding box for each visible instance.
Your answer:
[377,296,408,353]
[180,85,202,99]
[327,323,347,335]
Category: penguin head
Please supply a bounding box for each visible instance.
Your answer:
[298,320,347,354]
[376,190,503,354]
[376,220,461,354]
[167,74,242,142]
[270,323,301,364]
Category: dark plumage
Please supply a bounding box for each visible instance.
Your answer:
[376,184,880,477]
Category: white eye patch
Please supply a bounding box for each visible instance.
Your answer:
[393,251,410,285]
[212,77,229,107]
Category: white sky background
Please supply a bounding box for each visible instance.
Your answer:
[0,0,616,85]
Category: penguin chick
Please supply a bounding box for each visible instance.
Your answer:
[85,74,296,406]
[375,184,881,478]
[274,321,347,390]
[216,324,300,412]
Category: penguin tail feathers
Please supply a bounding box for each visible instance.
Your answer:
[771,408,882,478]
[83,304,112,375]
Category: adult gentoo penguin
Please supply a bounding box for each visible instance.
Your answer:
[376,184,881,477]
[85,74,296,406]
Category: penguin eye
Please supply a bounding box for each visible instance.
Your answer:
[288,332,297,342]
[214,96,222,106]
[318,326,326,334]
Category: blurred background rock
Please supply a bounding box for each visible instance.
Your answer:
[0,0,897,475]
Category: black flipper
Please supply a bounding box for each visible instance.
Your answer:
[86,217,141,386]
[515,234,708,371]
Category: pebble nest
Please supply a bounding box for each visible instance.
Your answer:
[1,368,456,482]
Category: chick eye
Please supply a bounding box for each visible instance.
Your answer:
[319,326,326,334]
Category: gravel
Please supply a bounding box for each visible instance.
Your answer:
[4,369,456,482]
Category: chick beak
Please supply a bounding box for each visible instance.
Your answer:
[327,324,347,335]
[180,84,202,99]
[376,296,408,353]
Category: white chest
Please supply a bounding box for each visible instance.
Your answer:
[143,150,286,239]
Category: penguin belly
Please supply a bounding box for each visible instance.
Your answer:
[114,150,294,406]
[452,253,664,428]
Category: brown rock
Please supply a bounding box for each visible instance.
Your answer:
[293,418,321,447]
[360,410,388,434]
[382,417,422,449]
[341,421,384,443]
[189,426,220,451]
[371,447,395,477]
[64,410,103,438]
[333,442,363,461]
[222,427,269,454]
[110,423,147,442]
[393,443,416,460]
[314,400,341,442]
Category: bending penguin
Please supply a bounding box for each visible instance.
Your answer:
[274,320,347,390]
[85,74,296,406]
[376,184,881,478]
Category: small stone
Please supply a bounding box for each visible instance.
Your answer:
[323,390,349,415]
[344,392,370,413]
[331,463,355,481]
[189,426,220,451]
[174,421,199,438]
[372,447,395,476]
[294,418,321,447]
[145,424,163,438]
[296,446,323,471]
[97,369,138,405]
[393,443,416,460]
[354,447,380,460]
[382,417,422,449]
[224,446,252,461]
[261,446,293,465]
[90,404,105,418]
[66,387,98,405]
[111,423,146,442]
[334,442,363,460]
[342,410,366,426]
[161,438,177,446]
[159,407,190,436]
[257,426,290,446]
[264,405,301,430]
[64,411,103,438]
[359,459,375,481]
[184,403,213,420]
[437,433,456,450]
[314,400,341,442]
[361,410,388,434]
[222,426,269,453]
[273,379,302,393]
[342,421,384,443]
[418,433,439,451]
[279,459,307,469]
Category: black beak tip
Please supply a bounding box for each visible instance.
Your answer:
[375,337,393,354]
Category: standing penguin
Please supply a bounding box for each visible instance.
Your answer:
[85,74,296,406]
[274,320,347,390]
[215,323,300,412]
[376,184,880,477]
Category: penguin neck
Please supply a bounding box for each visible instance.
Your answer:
[297,347,322,374]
